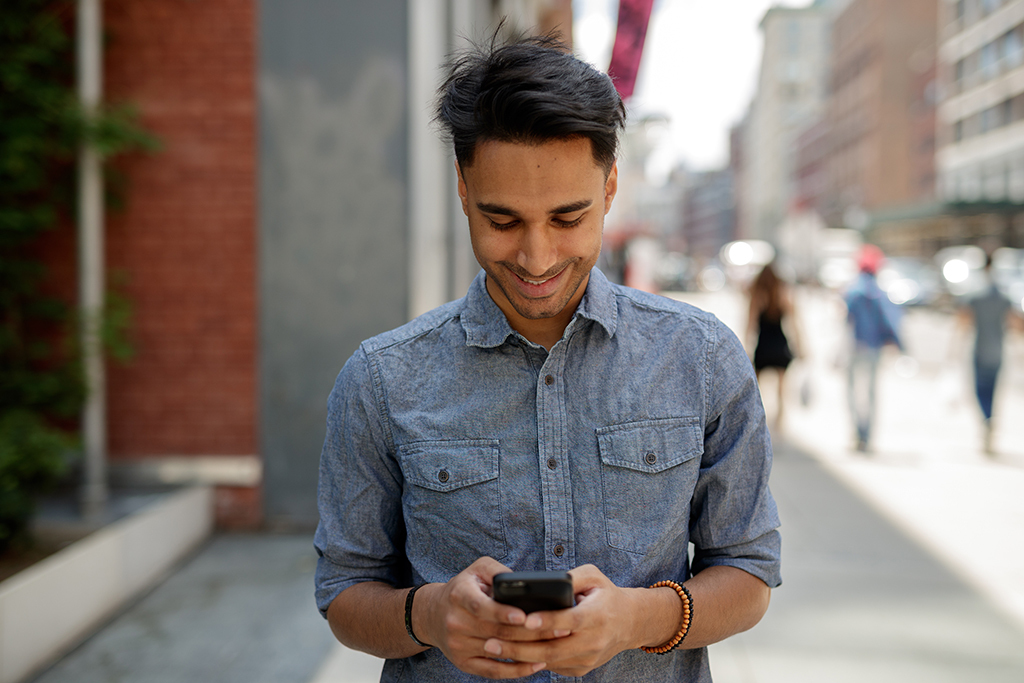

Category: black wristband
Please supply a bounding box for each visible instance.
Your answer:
[405,585,431,648]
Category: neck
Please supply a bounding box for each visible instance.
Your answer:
[485,276,588,351]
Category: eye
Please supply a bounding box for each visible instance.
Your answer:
[554,215,585,228]
[488,218,519,231]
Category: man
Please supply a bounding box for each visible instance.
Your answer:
[314,34,781,682]
[960,253,1021,454]
[844,244,902,453]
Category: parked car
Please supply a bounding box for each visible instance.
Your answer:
[876,257,942,306]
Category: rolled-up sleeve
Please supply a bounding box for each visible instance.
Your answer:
[689,319,782,588]
[313,347,408,617]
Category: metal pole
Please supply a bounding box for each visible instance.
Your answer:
[77,0,107,520]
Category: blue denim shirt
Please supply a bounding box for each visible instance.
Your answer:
[314,268,782,683]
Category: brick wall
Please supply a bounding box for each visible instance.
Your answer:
[103,0,260,527]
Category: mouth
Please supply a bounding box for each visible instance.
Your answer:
[507,264,569,297]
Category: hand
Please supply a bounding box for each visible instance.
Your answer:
[480,564,666,677]
[417,557,555,679]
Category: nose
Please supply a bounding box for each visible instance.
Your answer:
[516,224,558,276]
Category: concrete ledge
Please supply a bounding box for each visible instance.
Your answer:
[0,486,214,683]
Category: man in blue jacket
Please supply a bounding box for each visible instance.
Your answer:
[845,244,902,452]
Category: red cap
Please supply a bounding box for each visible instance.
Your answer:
[857,244,885,274]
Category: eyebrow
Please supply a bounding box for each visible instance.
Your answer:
[476,199,593,217]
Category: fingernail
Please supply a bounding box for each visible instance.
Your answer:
[554,629,571,638]
[532,663,546,673]
[484,640,502,656]
[525,614,542,629]
[507,611,525,625]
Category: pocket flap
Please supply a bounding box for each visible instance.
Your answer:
[597,417,702,474]
[399,440,500,492]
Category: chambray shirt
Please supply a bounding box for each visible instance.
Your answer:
[314,268,782,683]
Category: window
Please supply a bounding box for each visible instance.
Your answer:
[980,103,1008,133]
[1003,28,1019,68]
[982,0,1001,16]
[981,40,1000,79]
[787,21,800,57]
[1006,26,1024,68]
[955,119,964,142]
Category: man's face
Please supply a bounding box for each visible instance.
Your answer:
[457,137,617,336]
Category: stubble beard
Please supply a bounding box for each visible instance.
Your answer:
[487,257,590,321]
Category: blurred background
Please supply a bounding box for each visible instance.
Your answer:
[2,0,1023,682]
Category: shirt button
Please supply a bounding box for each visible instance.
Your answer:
[645,452,658,465]
[438,469,450,483]
[547,458,558,470]
[553,544,565,557]
[544,374,555,385]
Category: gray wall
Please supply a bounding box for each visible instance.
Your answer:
[259,0,410,527]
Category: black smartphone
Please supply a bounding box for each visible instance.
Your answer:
[492,571,574,613]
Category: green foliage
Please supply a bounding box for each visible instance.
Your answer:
[0,1,158,551]
[0,411,73,550]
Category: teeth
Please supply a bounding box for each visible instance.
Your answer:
[524,277,549,285]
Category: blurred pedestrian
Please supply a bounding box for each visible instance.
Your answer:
[746,261,800,430]
[959,253,1022,454]
[844,245,902,452]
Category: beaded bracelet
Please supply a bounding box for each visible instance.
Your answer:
[404,585,432,648]
[640,580,693,654]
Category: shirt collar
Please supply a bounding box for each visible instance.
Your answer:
[461,267,618,348]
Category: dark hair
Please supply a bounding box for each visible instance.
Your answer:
[750,262,784,320]
[434,31,626,175]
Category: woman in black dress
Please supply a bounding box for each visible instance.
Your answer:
[747,262,800,429]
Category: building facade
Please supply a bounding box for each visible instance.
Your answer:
[824,0,938,230]
[939,1,1024,210]
[45,0,569,529]
[682,170,737,263]
[741,1,842,242]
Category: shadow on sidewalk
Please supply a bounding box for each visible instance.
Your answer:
[711,437,1024,683]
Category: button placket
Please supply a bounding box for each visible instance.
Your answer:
[536,349,574,571]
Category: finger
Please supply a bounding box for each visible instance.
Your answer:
[464,655,546,680]
[483,635,572,665]
[467,556,513,585]
[490,620,572,642]
[450,582,530,629]
[507,607,581,637]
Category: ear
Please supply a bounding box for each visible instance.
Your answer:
[455,160,470,217]
[603,161,619,215]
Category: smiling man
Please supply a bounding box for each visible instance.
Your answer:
[314,34,781,682]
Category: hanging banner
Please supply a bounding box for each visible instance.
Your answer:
[606,0,656,100]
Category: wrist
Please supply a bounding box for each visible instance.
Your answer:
[629,586,682,650]
[410,582,439,649]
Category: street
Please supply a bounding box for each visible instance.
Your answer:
[30,286,1024,683]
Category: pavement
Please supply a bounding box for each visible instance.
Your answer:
[27,286,1024,683]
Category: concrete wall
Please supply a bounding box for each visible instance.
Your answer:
[258,1,411,526]
[0,487,213,683]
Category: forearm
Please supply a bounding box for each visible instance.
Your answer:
[624,565,770,653]
[680,565,770,649]
[326,581,431,659]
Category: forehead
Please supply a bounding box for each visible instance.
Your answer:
[460,138,606,204]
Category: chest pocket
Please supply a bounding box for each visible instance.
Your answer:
[597,417,702,555]
[399,440,507,574]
